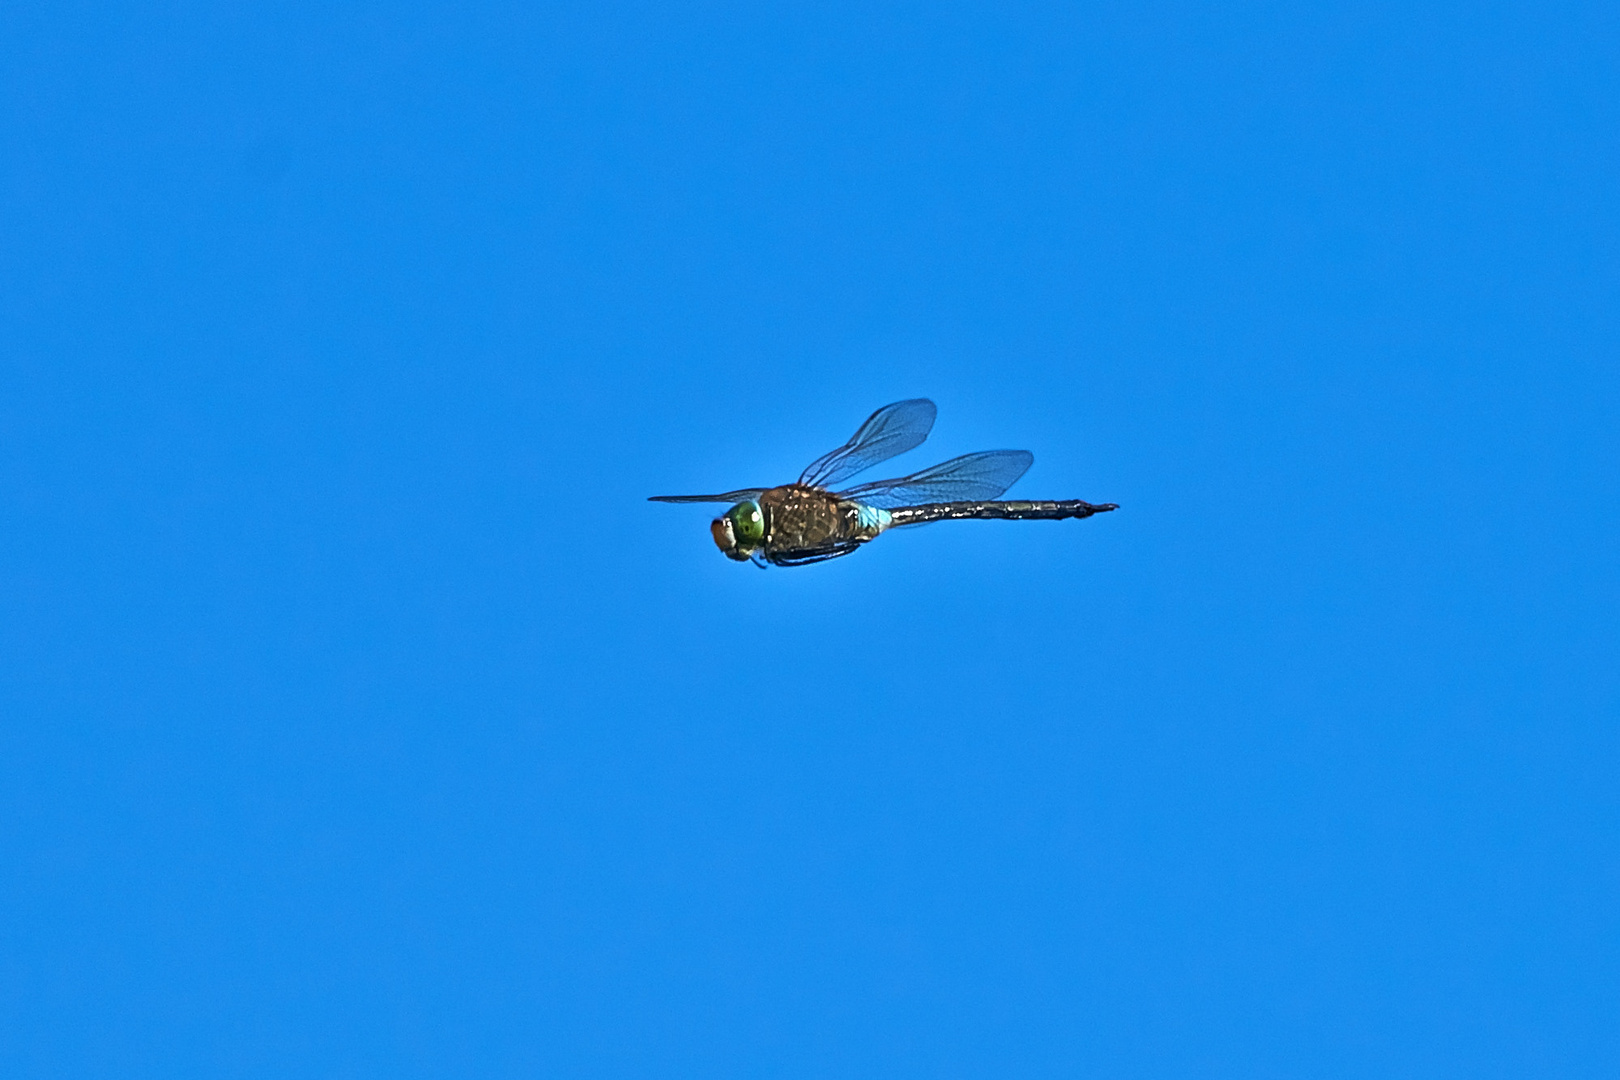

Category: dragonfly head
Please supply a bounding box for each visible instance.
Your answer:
[711,500,765,561]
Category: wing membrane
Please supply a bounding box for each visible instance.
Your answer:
[836,450,1033,509]
[797,399,936,490]
[648,489,766,504]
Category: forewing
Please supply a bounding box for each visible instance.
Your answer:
[647,489,766,504]
[836,450,1033,508]
[797,399,936,490]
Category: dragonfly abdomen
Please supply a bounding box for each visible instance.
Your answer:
[888,499,1118,526]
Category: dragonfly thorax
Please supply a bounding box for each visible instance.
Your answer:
[710,500,765,561]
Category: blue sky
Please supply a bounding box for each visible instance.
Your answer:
[3,1,1617,1076]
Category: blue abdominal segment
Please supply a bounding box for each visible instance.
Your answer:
[854,504,893,534]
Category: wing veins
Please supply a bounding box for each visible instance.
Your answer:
[797,399,937,490]
[835,450,1033,508]
[648,488,766,504]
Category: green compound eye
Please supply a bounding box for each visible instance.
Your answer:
[725,500,765,546]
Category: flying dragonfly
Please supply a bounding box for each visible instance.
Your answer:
[650,399,1117,566]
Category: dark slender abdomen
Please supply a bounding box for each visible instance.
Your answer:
[888,500,1117,527]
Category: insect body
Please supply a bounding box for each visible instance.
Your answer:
[652,399,1116,567]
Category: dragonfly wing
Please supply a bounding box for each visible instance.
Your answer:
[797,399,936,490]
[836,450,1034,509]
[648,489,767,504]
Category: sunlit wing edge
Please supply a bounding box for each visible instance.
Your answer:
[648,489,766,504]
[836,450,1034,509]
[797,398,937,489]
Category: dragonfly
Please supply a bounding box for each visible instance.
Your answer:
[650,399,1117,566]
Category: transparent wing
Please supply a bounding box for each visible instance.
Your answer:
[797,399,937,490]
[836,450,1033,509]
[648,489,766,504]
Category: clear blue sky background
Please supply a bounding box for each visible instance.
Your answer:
[3,1,1617,1076]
